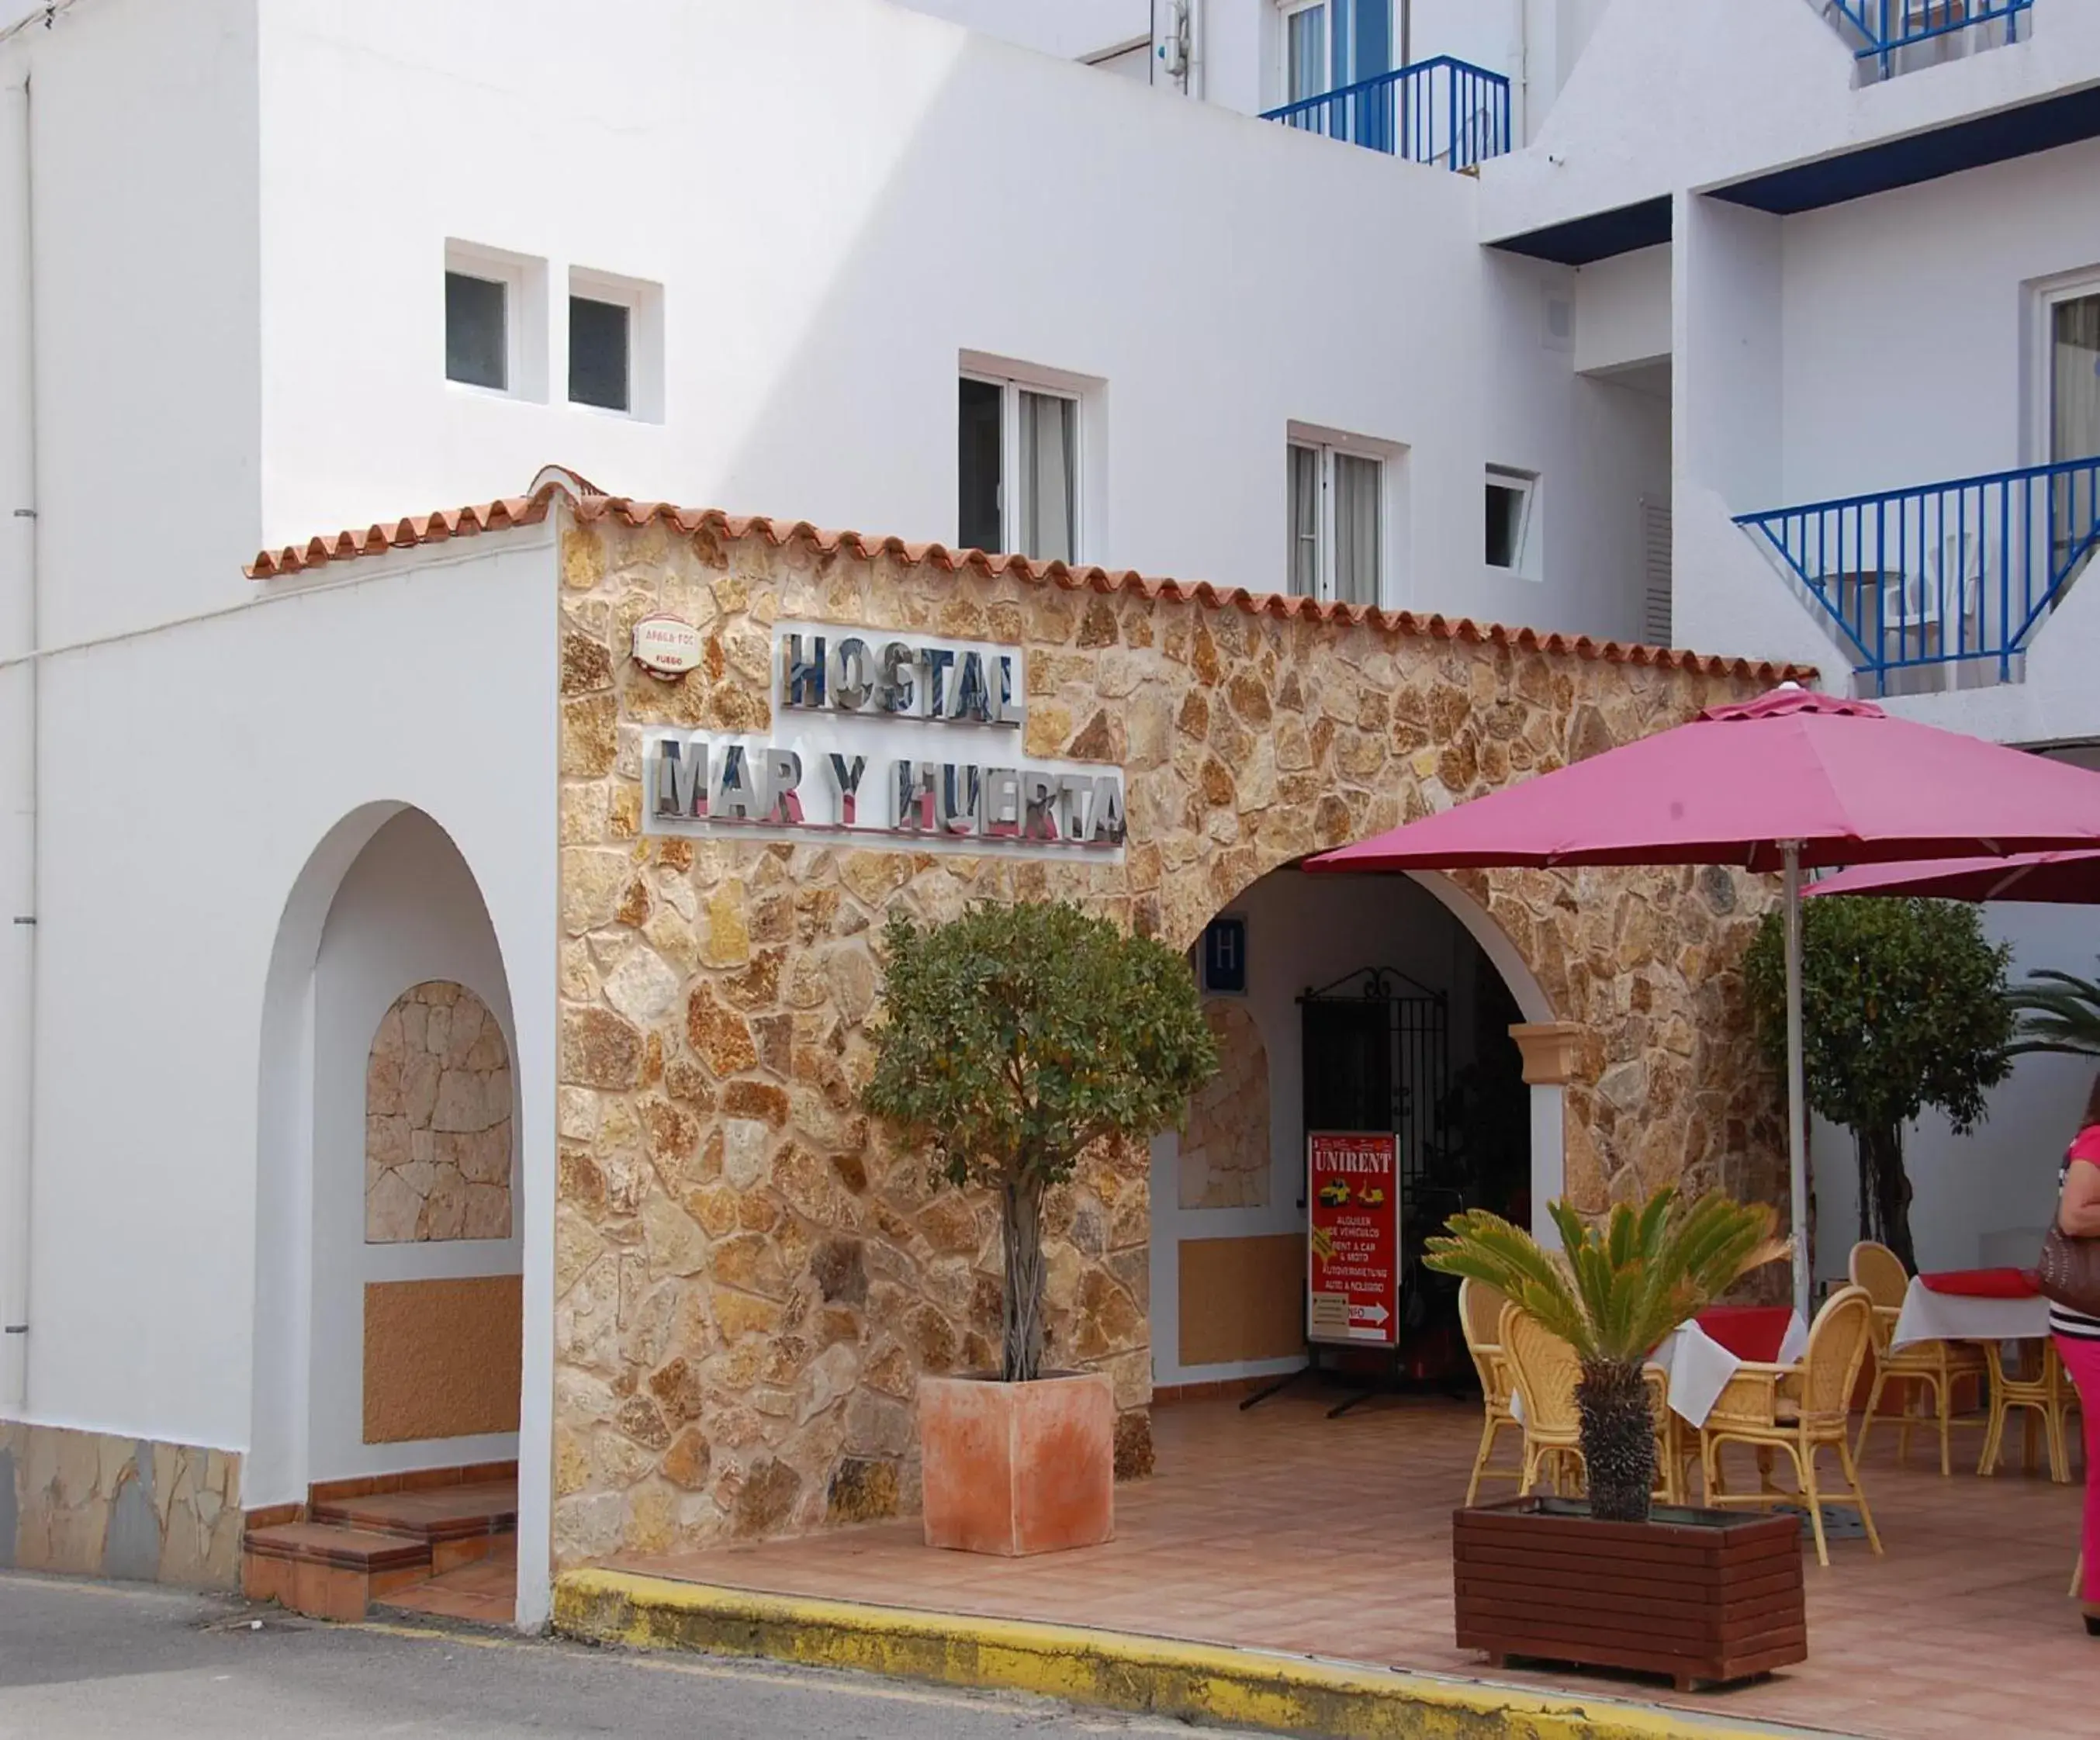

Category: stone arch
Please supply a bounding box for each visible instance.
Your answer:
[1184,847,1566,1231]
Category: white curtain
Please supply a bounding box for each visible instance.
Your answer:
[1017,391,1076,564]
[2054,295,2100,463]
[1287,3,1328,105]
[1334,452,1382,607]
[1288,444,1320,597]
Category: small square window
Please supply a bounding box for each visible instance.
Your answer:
[1486,468,1538,575]
[445,271,508,391]
[569,296,631,412]
[444,242,547,400]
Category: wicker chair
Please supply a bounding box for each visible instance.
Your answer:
[1458,1278,1522,1506]
[1701,1284,1884,1567]
[1851,1240,1987,1477]
[1497,1304,1685,1505]
[1979,1338,2079,1484]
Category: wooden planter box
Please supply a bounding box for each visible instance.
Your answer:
[1453,1497,1805,1692]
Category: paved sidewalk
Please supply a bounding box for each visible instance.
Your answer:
[0,1569,1244,1738]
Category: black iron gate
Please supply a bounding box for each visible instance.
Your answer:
[1299,965,1451,1235]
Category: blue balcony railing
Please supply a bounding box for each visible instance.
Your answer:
[1261,57,1511,171]
[1828,0,2033,78]
[1736,457,2100,691]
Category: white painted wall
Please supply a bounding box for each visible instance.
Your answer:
[3,0,261,651]
[1149,867,1555,1387]
[887,0,1153,62]
[1480,0,2100,251]
[309,810,522,1482]
[1779,137,2100,507]
[1573,243,1668,376]
[21,530,556,1615]
[242,0,1653,641]
[1810,901,2100,1283]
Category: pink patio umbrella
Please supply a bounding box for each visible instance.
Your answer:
[1306,686,2100,1318]
[1806,849,2100,905]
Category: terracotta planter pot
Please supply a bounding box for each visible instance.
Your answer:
[919,1371,1115,1556]
[1453,1496,1806,1692]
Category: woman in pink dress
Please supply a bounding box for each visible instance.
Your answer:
[2051,1090,2100,1635]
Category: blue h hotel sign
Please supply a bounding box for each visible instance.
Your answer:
[1202,915,1247,995]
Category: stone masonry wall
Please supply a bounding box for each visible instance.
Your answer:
[0,1421,242,1587]
[551,503,1791,1567]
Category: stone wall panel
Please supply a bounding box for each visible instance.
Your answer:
[552,513,1789,1567]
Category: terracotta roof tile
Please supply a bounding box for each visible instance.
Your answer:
[246,471,1817,685]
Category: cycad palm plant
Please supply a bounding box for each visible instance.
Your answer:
[2008,963,2100,1060]
[1426,1190,1787,1524]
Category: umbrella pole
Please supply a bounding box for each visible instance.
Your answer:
[1783,841,1811,1323]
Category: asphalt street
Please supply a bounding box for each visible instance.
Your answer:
[0,1570,1247,1738]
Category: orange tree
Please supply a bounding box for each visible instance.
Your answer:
[863,901,1216,1383]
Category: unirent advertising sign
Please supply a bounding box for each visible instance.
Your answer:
[1306,1132,1399,1348]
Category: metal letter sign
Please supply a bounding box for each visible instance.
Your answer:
[1306,1133,1400,1349]
[641,621,1126,863]
[1202,916,1247,995]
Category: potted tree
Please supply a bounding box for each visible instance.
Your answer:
[863,900,1216,1556]
[1427,1190,1804,1689]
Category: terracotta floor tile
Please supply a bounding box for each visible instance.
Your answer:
[607,1393,2094,1738]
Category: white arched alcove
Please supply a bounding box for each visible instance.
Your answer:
[250,805,523,1508]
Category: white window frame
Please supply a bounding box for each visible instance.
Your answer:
[566,265,666,423]
[1285,428,1393,608]
[1486,465,1541,580]
[444,240,548,403]
[957,357,1091,562]
[1278,0,1332,106]
[2028,267,2100,468]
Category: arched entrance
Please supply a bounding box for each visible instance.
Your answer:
[1150,864,1555,1396]
[249,807,524,1601]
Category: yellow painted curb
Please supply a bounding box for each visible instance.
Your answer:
[553,1569,1819,1740]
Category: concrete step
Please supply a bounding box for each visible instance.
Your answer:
[242,1522,434,1621]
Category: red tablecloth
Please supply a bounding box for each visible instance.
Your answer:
[1918,1268,2039,1299]
[1695,1304,1796,1362]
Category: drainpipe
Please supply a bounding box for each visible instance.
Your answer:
[0,71,37,1414]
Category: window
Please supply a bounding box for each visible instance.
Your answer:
[1287,438,1384,607]
[1278,0,1390,102]
[957,372,1080,562]
[2050,290,2100,465]
[1486,467,1538,576]
[444,240,547,401]
[1284,1,1329,102]
[569,296,630,412]
[567,267,664,420]
[445,272,508,391]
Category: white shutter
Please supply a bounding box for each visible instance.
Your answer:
[1641,500,1673,645]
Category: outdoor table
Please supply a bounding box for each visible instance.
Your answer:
[1650,1306,1809,1429]
[1891,1269,2050,1348]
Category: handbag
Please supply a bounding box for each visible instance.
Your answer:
[2035,1222,2100,1320]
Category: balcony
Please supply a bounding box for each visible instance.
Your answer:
[1736,456,2100,694]
[1818,0,2033,82]
[1261,57,1511,171]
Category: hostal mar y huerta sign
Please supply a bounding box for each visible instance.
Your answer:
[642,621,1126,859]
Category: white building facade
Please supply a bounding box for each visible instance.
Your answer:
[2,0,2098,1622]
